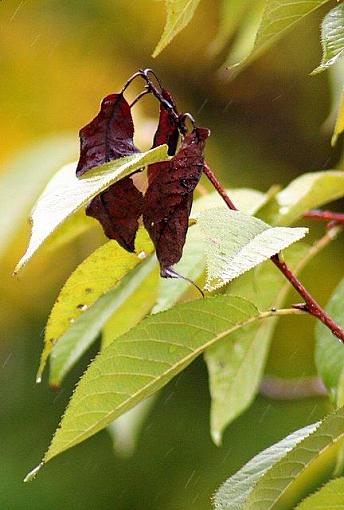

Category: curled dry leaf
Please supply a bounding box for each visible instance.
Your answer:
[144,126,210,276]
[76,93,144,252]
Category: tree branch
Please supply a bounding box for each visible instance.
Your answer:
[203,163,344,342]
[303,209,344,225]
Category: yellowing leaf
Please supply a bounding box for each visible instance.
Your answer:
[153,0,202,57]
[37,229,154,382]
[15,145,168,272]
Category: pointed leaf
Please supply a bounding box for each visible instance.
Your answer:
[152,0,202,57]
[295,477,344,509]
[15,145,168,272]
[245,406,344,510]
[236,0,331,70]
[206,243,310,444]
[38,297,300,465]
[199,208,307,290]
[315,276,344,405]
[313,3,344,74]
[0,135,77,260]
[37,229,153,382]
[266,170,344,226]
[213,423,317,510]
[49,256,158,386]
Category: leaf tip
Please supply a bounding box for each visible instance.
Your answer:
[24,462,44,483]
[211,429,222,447]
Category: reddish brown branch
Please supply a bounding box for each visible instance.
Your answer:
[203,161,344,342]
[304,209,344,225]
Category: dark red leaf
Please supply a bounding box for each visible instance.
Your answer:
[76,93,144,252]
[143,127,210,275]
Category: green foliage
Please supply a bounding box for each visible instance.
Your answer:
[315,276,344,405]
[49,256,158,386]
[206,243,310,445]
[199,208,307,290]
[0,135,77,260]
[152,0,202,57]
[261,170,344,225]
[313,2,344,74]
[248,0,330,66]
[15,145,168,272]
[295,477,344,509]
[35,297,300,469]
[213,423,318,510]
[244,405,344,509]
[38,229,154,382]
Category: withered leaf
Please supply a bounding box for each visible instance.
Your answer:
[76,93,143,252]
[143,127,210,276]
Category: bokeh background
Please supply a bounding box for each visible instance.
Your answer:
[0,1,343,508]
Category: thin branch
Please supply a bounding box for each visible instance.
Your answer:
[304,209,344,225]
[203,161,344,342]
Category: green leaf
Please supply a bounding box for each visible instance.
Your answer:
[245,406,344,510]
[199,208,307,290]
[267,170,344,226]
[101,261,159,349]
[192,188,267,217]
[49,256,158,386]
[0,135,77,260]
[152,0,202,57]
[315,276,344,405]
[15,145,169,272]
[34,297,300,467]
[213,423,318,510]
[235,0,331,70]
[45,210,96,252]
[206,243,310,445]
[313,3,344,74]
[37,229,154,383]
[332,89,344,146]
[295,477,344,509]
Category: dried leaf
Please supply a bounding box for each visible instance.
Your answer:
[144,127,209,275]
[77,93,144,252]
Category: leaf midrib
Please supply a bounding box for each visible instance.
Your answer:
[47,307,298,459]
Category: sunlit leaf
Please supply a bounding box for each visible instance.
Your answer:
[213,423,318,510]
[245,406,344,510]
[32,297,300,468]
[199,208,307,290]
[0,135,77,260]
[313,2,344,74]
[295,477,344,509]
[332,89,344,146]
[235,0,331,70]
[152,0,202,57]
[206,242,310,444]
[265,170,344,226]
[45,210,96,252]
[37,229,153,383]
[15,145,168,272]
[315,276,344,405]
[49,256,158,386]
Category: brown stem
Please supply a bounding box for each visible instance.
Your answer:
[203,161,344,342]
[304,209,344,225]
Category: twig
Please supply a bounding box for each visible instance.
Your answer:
[203,162,344,342]
[303,209,344,225]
